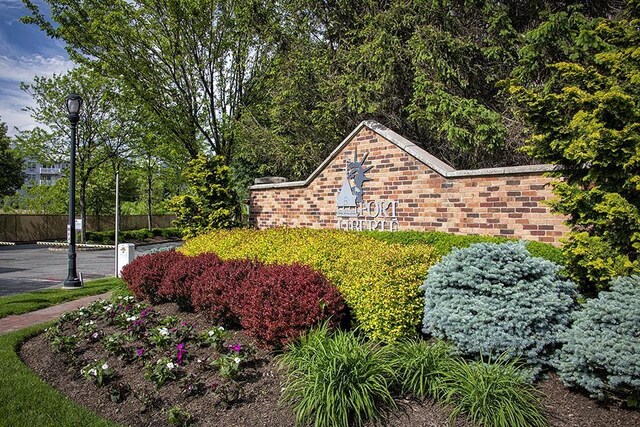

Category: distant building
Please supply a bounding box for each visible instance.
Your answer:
[24,159,68,186]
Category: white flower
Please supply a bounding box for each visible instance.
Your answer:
[92,332,99,339]
[233,357,242,364]
[197,358,202,363]
[217,326,225,331]
[166,362,175,370]
[158,327,169,336]
[127,315,138,322]
[102,363,109,370]
[89,368,97,376]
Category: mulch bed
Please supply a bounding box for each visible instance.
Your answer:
[18,301,640,427]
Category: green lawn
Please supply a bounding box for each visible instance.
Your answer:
[0,323,117,426]
[0,278,126,319]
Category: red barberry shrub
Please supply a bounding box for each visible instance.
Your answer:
[158,252,223,311]
[121,250,183,302]
[236,263,346,348]
[191,259,261,324]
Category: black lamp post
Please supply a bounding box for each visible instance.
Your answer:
[63,93,83,288]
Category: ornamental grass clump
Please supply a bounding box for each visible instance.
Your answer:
[556,275,640,402]
[279,324,396,427]
[437,354,547,427]
[388,339,455,400]
[421,242,576,372]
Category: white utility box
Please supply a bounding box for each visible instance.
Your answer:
[117,243,135,276]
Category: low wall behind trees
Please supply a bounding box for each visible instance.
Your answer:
[249,121,569,245]
[0,214,176,242]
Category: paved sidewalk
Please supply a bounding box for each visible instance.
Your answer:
[0,292,112,335]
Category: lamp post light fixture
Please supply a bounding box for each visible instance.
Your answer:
[63,93,83,288]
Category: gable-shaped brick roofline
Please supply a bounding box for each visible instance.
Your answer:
[250,120,558,190]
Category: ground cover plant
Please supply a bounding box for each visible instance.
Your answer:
[180,228,436,341]
[421,242,576,374]
[556,275,640,403]
[0,277,124,319]
[31,296,274,426]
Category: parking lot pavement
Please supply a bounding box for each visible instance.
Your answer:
[0,242,182,297]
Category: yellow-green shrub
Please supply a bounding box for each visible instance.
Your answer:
[180,228,436,341]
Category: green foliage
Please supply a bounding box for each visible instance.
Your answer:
[421,242,576,372]
[438,354,547,427]
[278,324,396,427]
[363,230,565,264]
[556,276,640,402]
[86,227,182,245]
[166,155,239,238]
[388,339,455,400]
[0,120,24,197]
[180,228,436,341]
[168,405,193,427]
[509,5,640,293]
[1,178,68,214]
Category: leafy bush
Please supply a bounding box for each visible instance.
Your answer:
[236,264,345,348]
[509,7,640,293]
[364,230,564,264]
[166,154,240,238]
[191,259,261,323]
[121,250,183,302]
[278,324,396,427]
[421,242,576,371]
[181,228,436,341]
[86,227,183,245]
[556,276,640,401]
[437,354,547,427]
[388,339,455,400]
[157,253,223,311]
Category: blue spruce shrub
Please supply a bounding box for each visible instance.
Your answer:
[421,242,576,372]
[556,276,640,401]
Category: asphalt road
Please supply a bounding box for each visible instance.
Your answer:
[0,242,182,296]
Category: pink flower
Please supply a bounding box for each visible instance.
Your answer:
[228,343,242,353]
[136,348,145,357]
[176,343,186,364]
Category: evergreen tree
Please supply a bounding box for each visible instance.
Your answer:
[166,155,239,238]
[509,1,640,293]
[0,121,25,197]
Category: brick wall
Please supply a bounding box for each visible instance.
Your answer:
[249,121,568,245]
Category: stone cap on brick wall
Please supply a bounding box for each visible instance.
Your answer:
[249,120,557,190]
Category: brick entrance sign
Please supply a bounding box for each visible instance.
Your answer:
[249,121,568,244]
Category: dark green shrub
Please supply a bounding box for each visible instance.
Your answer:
[421,242,576,372]
[437,354,547,427]
[278,324,396,427]
[364,230,564,264]
[388,339,455,400]
[556,275,640,402]
[86,227,182,245]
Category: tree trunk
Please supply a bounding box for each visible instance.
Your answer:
[147,156,153,230]
[80,179,88,243]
